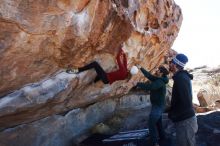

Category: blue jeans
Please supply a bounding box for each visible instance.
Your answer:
[148,105,165,145]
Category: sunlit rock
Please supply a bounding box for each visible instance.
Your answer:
[0,0,182,145]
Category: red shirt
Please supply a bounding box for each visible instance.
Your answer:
[106,48,128,84]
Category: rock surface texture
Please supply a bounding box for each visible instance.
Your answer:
[191,66,220,113]
[0,0,182,145]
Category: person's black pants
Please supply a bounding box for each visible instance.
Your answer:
[78,61,109,84]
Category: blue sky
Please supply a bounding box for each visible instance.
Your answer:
[172,0,220,68]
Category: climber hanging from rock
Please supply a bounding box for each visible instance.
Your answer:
[66,46,129,84]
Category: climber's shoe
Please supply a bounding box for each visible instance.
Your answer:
[66,68,79,74]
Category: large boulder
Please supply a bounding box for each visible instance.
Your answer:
[0,0,182,145]
[0,93,151,146]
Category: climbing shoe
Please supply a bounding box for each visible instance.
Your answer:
[66,68,79,74]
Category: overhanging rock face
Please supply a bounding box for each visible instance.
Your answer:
[0,0,182,145]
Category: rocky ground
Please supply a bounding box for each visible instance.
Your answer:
[190,65,220,107]
[78,108,220,146]
[196,111,220,146]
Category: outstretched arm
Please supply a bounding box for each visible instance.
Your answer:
[139,67,158,81]
[136,80,163,91]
